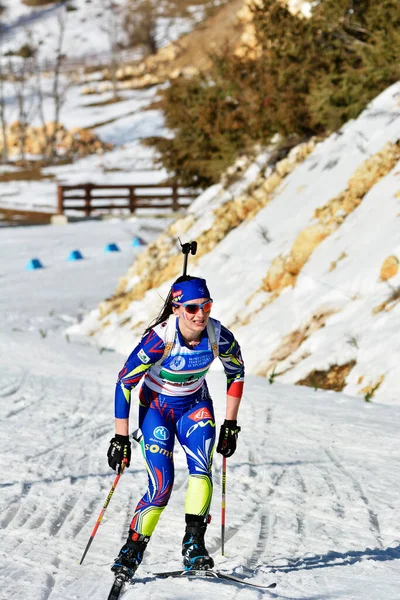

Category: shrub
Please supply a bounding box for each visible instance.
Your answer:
[251,0,400,134]
[307,0,400,131]
[151,0,400,187]
[152,51,276,187]
[17,44,35,59]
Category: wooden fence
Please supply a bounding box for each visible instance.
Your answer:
[57,183,198,216]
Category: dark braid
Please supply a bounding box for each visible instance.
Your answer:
[143,275,197,336]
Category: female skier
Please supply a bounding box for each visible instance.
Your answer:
[107,275,244,577]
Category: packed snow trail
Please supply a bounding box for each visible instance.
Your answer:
[1,335,399,599]
[1,220,400,599]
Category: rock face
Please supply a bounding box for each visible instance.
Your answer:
[286,224,331,276]
[262,141,400,294]
[380,255,399,281]
[1,121,113,158]
[264,255,295,291]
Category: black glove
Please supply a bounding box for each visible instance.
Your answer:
[107,434,131,472]
[216,420,241,458]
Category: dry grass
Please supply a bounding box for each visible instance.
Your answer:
[296,360,356,392]
[22,0,58,5]
[162,0,245,73]
[0,207,55,226]
[83,96,124,108]
[329,252,347,272]
[373,285,400,314]
[0,169,55,183]
[0,158,73,183]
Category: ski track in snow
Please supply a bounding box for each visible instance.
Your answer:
[1,352,399,600]
[1,223,400,599]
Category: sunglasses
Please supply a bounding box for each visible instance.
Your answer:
[173,299,213,314]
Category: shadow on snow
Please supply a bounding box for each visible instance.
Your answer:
[260,544,400,574]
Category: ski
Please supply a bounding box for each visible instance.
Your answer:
[107,567,277,597]
[107,569,132,600]
[153,569,277,589]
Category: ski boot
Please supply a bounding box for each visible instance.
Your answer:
[182,514,214,571]
[111,530,150,579]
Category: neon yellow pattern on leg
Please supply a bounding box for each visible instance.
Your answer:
[185,474,213,516]
[132,438,170,535]
[134,505,165,536]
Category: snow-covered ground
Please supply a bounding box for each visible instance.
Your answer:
[0,216,171,331]
[0,0,207,214]
[0,6,399,597]
[1,206,400,600]
[0,83,169,211]
[1,0,204,61]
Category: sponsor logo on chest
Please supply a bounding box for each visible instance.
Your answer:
[169,356,186,371]
[167,352,212,371]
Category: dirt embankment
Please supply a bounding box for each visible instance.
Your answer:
[83,0,248,94]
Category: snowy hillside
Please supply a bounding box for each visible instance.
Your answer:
[1,0,203,60]
[0,0,238,213]
[71,82,400,405]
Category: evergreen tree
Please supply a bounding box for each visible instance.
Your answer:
[151,0,400,187]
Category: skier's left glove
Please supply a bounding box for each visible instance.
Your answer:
[216,420,241,458]
[107,434,131,473]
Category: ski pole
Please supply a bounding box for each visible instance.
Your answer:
[79,459,128,565]
[221,455,227,556]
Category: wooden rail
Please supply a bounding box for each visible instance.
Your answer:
[57,183,198,216]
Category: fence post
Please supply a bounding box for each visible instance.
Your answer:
[84,184,92,216]
[129,186,136,214]
[172,183,179,211]
[57,185,64,215]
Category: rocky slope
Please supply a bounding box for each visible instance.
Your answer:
[71,82,400,404]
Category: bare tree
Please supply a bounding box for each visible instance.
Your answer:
[0,60,8,163]
[30,7,71,160]
[123,0,208,58]
[0,2,8,162]
[100,0,123,100]
[8,52,38,162]
[0,2,6,27]
[46,10,69,159]
[34,53,48,157]
[124,0,158,57]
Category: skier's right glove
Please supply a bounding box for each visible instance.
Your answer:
[216,420,241,458]
[107,434,131,473]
